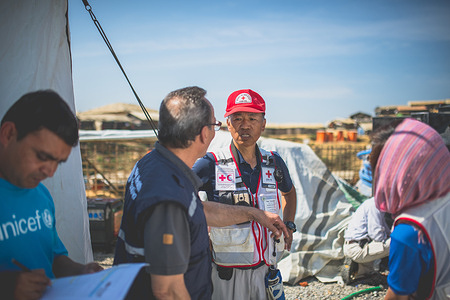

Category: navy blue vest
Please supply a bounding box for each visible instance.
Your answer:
[114,145,212,299]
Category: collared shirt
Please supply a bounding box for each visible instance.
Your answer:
[155,142,203,193]
[234,149,263,194]
[344,197,390,242]
[193,145,293,202]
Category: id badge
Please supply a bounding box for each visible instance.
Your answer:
[215,165,236,191]
[259,194,278,214]
[262,167,276,189]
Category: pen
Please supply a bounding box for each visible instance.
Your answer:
[12,258,31,272]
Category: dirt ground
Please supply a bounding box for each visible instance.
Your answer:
[93,250,388,300]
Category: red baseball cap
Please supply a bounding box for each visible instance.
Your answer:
[224,89,266,118]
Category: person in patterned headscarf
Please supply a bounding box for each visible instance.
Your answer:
[370,118,450,300]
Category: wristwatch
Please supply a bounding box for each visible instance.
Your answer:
[284,221,297,233]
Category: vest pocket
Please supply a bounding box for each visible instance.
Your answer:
[210,226,256,266]
[265,234,286,265]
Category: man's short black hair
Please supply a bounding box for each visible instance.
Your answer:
[1,90,79,146]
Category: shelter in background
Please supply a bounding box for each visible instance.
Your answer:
[78,103,159,130]
[409,99,450,110]
[375,99,450,117]
[374,99,450,146]
[79,130,157,199]
[350,112,372,124]
[327,112,373,136]
[350,112,373,135]
[327,118,358,130]
[265,123,324,136]
[263,122,324,143]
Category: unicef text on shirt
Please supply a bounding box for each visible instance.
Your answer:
[0,210,52,241]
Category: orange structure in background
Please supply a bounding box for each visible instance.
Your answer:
[336,130,344,142]
[347,130,357,142]
[317,130,358,143]
[316,130,326,143]
[326,131,334,142]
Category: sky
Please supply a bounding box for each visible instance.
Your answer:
[68,0,450,125]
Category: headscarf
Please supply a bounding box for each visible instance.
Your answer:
[374,118,450,216]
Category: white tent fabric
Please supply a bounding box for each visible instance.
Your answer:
[0,0,92,263]
[208,131,354,283]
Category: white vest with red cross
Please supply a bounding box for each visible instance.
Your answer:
[394,192,450,300]
[208,146,285,267]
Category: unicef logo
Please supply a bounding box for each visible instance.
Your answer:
[41,209,53,229]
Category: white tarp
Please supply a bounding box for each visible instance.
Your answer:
[209,131,354,283]
[0,0,92,263]
[79,129,158,142]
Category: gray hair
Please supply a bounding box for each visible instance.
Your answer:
[158,86,212,148]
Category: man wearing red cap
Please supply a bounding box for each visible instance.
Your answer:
[193,89,297,299]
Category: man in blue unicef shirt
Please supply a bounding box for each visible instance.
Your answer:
[0,91,103,300]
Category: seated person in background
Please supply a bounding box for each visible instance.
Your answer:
[370,118,450,300]
[0,91,103,300]
[342,197,391,283]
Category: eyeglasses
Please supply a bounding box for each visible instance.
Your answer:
[208,121,222,131]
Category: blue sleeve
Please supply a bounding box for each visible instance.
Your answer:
[387,223,433,295]
[53,230,68,257]
[273,152,293,193]
[192,153,216,201]
[42,186,68,258]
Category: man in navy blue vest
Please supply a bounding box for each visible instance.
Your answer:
[114,86,289,299]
